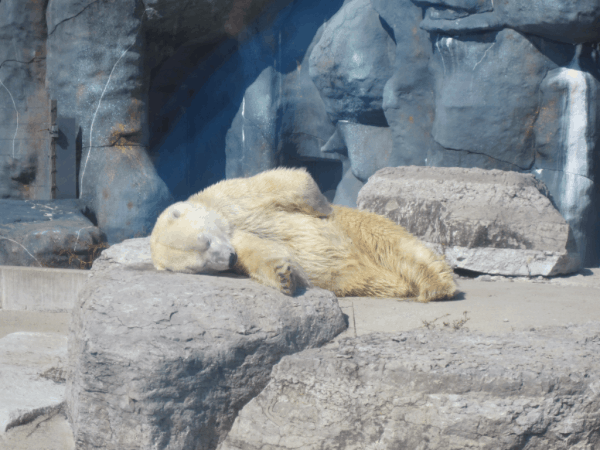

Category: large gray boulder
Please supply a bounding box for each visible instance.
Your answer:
[357,166,581,276]
[219,323,600,450]
[67,238,346,450]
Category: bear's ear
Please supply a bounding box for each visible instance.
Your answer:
[169,207,181,220]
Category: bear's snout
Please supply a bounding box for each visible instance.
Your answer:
[229,252,237,268]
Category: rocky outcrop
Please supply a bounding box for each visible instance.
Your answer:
[67,237,346,450]
[0,332,67,434]
[0,199,105,269]
[219,323,600,450]
[357,166,581,276]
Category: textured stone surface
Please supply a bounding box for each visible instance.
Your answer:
[337,121,397,182]
[220,323,600,450]
[0,0,50,200]
[414,2,600,266]
[308,0,395,126]
[0,199,105,268]
[0,332,67,434]
[0,407,74,450]
[67,244,346,449]
[46,0,173,244]
[89,236,153,272]
[357,166,581,276]
[371,0,440,168]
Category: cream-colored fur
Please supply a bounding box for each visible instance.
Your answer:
[150,167,456,302]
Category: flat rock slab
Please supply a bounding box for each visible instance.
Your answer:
[0,332,67,434]
[67,241,346,450]
[220,323,600,450]
[357,166,581,276]
[88,236,153,271]
[0,199,104,269]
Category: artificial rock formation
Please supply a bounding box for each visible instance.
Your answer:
[220,323,600,450]
[1,0,599,263]
[308,0,600,265]
[357,166,582,276]
[0,199,104,268]
[67,237,346,450]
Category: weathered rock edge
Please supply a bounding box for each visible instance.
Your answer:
[358,166,581,276]
[220,323,600,450]
[67,238,347,450]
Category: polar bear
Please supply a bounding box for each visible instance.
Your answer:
[150,168,456,302]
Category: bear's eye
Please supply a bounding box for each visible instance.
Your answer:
[169,208,181,220]
[197,235,211,250]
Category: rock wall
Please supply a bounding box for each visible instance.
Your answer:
[0,0,599,263]
[0,0,51,200]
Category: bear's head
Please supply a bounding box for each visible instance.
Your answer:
[150,201,237,274]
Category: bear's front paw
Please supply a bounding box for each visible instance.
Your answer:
[275,262,297,296]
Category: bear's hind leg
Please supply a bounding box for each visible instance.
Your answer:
[230,230,312,296]
[332,205,456,302]
[336,261,420,299]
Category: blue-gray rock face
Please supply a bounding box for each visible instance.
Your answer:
[371,0,441,167]
[415,0,600,44]
[308,0,395,126]
[0,200,105,268]
[162,0,347,201]
[409,0,600,265]
[0,0,50,200]
[45,0,172,244]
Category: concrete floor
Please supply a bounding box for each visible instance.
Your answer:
[335,269,600,341]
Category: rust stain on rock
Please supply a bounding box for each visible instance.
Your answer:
[109,99,145,147]
[77,85,87,102]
